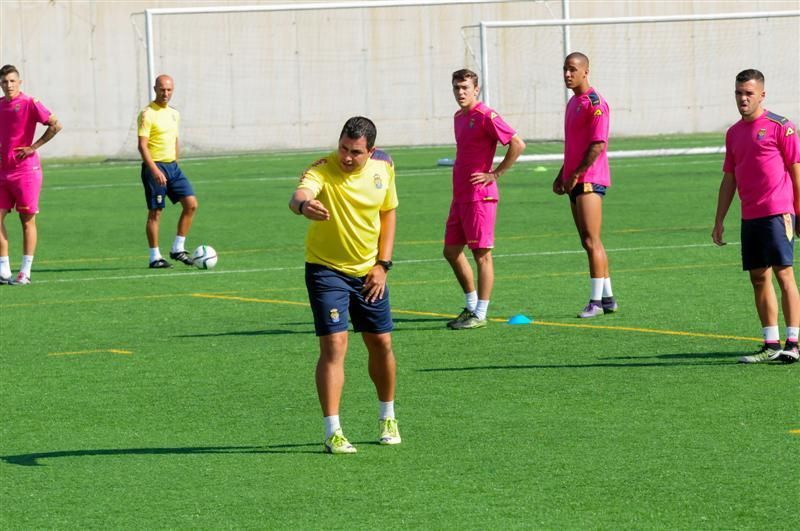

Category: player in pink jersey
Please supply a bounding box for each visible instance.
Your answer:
[444,69,525,329]
[0,65,62,285]
[713,69,800,364]
[554,52,617,319]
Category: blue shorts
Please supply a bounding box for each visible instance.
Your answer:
[305,263,394,336]
[570,182,607,204]
[141,162,195,210]
[740,213,795,271]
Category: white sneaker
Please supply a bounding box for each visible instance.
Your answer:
[10,272,30,285]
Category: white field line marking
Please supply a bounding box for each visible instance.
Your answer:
[29,241,739,285]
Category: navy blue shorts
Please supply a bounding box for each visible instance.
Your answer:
[141,162,195,210]
[740,213,795,271]
[305,263,394,336]
[570,182,607,204]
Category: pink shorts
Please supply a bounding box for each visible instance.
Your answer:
[0,167,43,214]
[444,199,497,249]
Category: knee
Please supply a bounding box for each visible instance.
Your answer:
[443,246,461,263]
[184,197,198,213]
[19,214,36,228]
[147,210,162,223]
[473,249,492,266]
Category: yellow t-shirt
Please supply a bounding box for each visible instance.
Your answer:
[137,102,179,162]
[298,150,399,277]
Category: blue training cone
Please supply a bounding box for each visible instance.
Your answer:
[507,314,533,325]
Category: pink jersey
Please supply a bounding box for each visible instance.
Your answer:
[723,110,799,220]
[0,92,52,173]
[563,88,610,187]
[452,102,516,203]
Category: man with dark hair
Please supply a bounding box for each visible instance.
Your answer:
[444,68,526,329]
[713,69,800,363]
[137,74,198,269]
[554,52,617,318]
[289,116,401,454]
[0,64,62,285]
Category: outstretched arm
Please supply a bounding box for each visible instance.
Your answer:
[289,188,329,220]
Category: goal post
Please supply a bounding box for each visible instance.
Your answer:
[472,10,800,143]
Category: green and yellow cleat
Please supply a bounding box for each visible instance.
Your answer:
[379,418,401,445]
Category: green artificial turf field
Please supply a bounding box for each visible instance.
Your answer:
[1,138,798,529]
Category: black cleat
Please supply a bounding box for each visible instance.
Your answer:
[149,258,172,269]
[169,250,194,266]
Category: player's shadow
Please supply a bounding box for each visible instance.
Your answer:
[418,356,740,372]
[603,351,738,361]
[175,329,313,338]
[1,443,324,467]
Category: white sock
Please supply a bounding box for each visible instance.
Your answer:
[379,400,395,420]
[20,255,34,276]
[602,277,613,298]
[762,326,780,344]
[0,256,10,278]
[323,415,341,438]
[474,299,490,320]
[171,235,186,254]
[590,278,604,301]
[465,290,478,312]
[149,248,162,263]
[786,327,799,343]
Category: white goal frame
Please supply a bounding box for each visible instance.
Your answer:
[143,0,532,99]
[477,9,800,108]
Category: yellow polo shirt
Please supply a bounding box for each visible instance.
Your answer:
[137,102,179,162]
[298,150,398,277]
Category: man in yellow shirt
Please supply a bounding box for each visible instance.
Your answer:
[137,74,198,268]
[289,116,400,454]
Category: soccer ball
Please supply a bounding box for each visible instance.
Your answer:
[191,245,218,270]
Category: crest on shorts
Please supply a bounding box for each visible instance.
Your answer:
[373,174,383,189]
[329,308,340,323]
[757,128,766,141]
[156,194,163,203]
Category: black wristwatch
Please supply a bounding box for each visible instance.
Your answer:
[376,259,393,271]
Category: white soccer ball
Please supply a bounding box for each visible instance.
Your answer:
[191,244,218,270]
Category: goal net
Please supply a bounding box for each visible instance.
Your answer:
[464,12,800,142]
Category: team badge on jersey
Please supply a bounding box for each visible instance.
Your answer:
[757,128,766,141]
[593,109,603,116]
[14,104,20,112]
[329,308,340,324]
[469,118,475,128]
[373,174,383,189]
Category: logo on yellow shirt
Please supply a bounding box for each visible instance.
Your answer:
[329,308,340,323]
[373,174,383,189]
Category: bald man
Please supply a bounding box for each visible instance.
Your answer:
[137,74,198,269]
[553,52,617,318]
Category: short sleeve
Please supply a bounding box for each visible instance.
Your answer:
[487,111,516,146]
[31,98,52,125]
[381,163,399,211]
[137,109,152,138]
[587,101,609,144]
[722,129,735,173]
[297,162,325,196]
[777,120,800,167]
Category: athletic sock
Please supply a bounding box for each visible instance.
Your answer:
[602,277,613,297]
[786,327,799,343]
[465,290,478,312]
[171,235,186,254]
[323,415,341,439]
[474,299,490,320]
[762,325,780,344]
[379,400,395,420]
[20,255,33,276]
[149,248,162,263]
[0,256,11,278]
[590,278,604,302]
